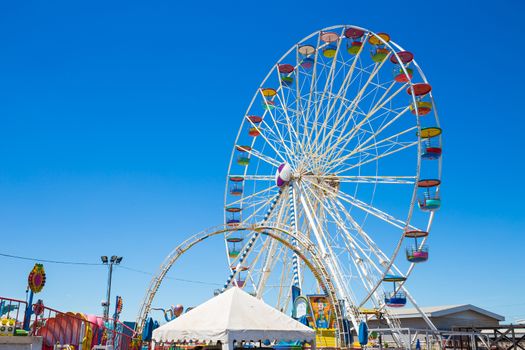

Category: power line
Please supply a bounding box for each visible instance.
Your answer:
[0,252,101,265]
[116,265,222,286]
[0,251,223,286]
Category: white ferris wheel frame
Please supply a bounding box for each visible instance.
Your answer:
[222,24,443,340]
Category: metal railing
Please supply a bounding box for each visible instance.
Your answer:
[0,295,136,350]
[368,327,492,350]
[0,296,28,328]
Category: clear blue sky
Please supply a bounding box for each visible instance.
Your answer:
[1,0,524,324]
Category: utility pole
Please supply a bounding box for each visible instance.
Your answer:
[101,255,123,321]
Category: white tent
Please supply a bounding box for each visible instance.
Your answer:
[153,287,316,350]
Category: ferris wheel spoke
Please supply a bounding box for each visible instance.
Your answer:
[242,233,277,291]
[258,109,301,165]
[272,110,306,162]
[331,197,397,271]
[297,183,360,309]
[324,81,407,163]
[309,28,346,152]
[254,197,293,297]
[234,195,281,229]
[231,175,274,182]
[298,180,381,318]
[322,81,409,164]
[327,52,390,137]
[337,190,416,231]
[259,86,298,153]
[223,190,286,290]
[256,233,280,297]
[320,94,409,167]
[350,123,417,156]
[301,35,322,151]
[226,185,277,207]
[323,198,389,304]
[293,52,306,152]
[323,123,417,172]
[274,79,304,155]
[314,89,379,165]
[294,189,362,319]
[347,105,411,155]
[333,139,418,175]
[328,197,415,313]
[311,175,416,185]
[276,248,291,310]
[367,81,402,116]
[326,39,367,116]
[318,43,368,154]
[305,178,414,230]
[238,145,282,168]
[302,44,348,158]
[244,110,291,165]
[239,197,275,214]
[257,121,295,164]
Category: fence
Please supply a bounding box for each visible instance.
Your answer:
[0,296,28,329]
[1,296,136,350]
[368,327,493,350]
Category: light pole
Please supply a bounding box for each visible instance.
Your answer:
[101,255,122,321]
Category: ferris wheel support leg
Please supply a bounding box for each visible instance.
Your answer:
[297,184,360,331]
[401,287,443,349]
[288,183,301,290]
[402,287,438,331]
[221,189,284,292]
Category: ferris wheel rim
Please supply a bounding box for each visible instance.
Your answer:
[223,24,442,321]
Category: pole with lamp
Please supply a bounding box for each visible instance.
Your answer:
[101,255,122,348]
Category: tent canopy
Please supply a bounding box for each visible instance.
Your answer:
[153,287,316,349]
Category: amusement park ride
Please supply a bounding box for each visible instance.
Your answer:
[136,24,443,350]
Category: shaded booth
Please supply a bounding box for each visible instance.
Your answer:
[278,64,295,87]
[417,178,441,212]
[407,83,434,117]
[225,206,242,227]
[236,145,251,166]
[229,176,244,196]
[368,33,390,63]
[261,88,277,111]
[383,274,407,308]
[298,45,315,69]
[420,126,442,161]
[230,265,249,287]
[246,115,263,137]
[246,115,262,137]
[390,51,414,83]
[152,287,316,350]
[404,230,429,263]
[344,28,365,55]
[226,235,244,259]
[320,31,339,58]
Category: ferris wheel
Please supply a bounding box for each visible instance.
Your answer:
[222,25,442,333]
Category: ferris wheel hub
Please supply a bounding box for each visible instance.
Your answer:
[275,162,293,187]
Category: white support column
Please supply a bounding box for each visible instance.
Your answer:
[297,184,360,331]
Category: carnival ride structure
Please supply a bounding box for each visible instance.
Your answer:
[137,24,442,349]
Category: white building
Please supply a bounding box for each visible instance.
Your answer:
[369,304,505,330]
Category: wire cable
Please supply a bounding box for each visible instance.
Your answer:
[0,252,101,265]
[116,265,222,286]
[0,252,223,286]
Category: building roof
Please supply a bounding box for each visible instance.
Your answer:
[386,304,505,321]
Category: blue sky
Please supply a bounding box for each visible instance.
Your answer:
[1,0,524,323]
